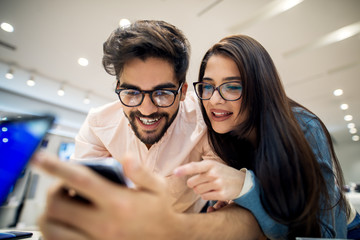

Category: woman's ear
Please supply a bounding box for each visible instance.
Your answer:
[180,82,188,101]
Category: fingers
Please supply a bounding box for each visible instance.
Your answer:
[122,153,166,194]
[31,152,125,207]
[43,183,100,237]
[38,215,89,240]
[187,176,230,201]
[173,160,213,177]
[213,200,229,210]
[191,180,217,195]
[207,206,216,213]
[186,172,217,189]
[207,201,230,213]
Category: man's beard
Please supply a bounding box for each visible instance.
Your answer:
[125,109,179,146]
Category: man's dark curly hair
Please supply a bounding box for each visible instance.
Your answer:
[102,20,190,84]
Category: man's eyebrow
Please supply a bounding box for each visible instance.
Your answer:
[119,82,177,90]
[119,82,139,90]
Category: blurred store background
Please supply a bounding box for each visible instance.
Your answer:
[0,0,359,229]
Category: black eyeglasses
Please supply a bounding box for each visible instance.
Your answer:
[115,82,183,107]
[193,81,242,101]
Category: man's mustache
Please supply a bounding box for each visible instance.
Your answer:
[130,111,168,119]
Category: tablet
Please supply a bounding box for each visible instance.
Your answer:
[0,114,55,205]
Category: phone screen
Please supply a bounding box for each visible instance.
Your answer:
[0,115,54,205]
[77,158,133,187]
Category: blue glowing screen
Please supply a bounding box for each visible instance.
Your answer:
[0,115,54,205]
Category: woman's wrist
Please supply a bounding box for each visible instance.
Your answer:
[234,168,252,199]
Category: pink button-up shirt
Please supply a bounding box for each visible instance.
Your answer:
[73,92,219,213]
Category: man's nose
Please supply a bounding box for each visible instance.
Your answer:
[137,94,158,115]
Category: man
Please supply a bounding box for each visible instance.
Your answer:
[73,20,216,213]
[33,20,265,239]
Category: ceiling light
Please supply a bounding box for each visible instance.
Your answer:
[78,58,89,66]
[83,93,90,104]
[332,22,360,42]
[1,22,14,32]
[83,97,90,104]
[333,89,343,96]
[347,123,355,129]
[5,69,14,79]
[344,115,353,121]
[119,19,131,28]
[349,128,357,134]
[340,103,349,110]
[280,0,304,11]
[26,76,35,86]
[352,135,359,142]
[57,87,65,96]
[310,22,360,49]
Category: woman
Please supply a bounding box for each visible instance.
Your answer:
[174,35,360,239]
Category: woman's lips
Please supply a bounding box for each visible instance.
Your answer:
[210,109,233,121]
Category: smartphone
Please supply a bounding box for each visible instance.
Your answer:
[66,158,133,203]
[0,114,55,206]
[77,158,133,187]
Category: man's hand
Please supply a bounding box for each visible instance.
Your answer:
[32,152,177,240]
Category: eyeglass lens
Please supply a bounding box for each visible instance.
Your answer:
[195,82,242,101]
[119,89,176,107]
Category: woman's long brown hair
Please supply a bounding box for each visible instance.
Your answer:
[198,35,347,239]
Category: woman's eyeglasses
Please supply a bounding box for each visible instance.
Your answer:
[193,81,242,101]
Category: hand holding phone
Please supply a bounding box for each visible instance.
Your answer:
[66,158,134,203]
[77,158,133,187]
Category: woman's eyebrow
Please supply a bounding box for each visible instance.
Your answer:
[202,77,214,82]
[202,76,241,82]
[224,76,241,81]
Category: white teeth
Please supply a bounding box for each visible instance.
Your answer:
[212,112,230,116]
[212,112,231,117]
[139,117,160,125]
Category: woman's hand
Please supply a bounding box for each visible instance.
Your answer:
[174,160,245,201]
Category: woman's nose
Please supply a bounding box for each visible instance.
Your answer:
[209,89,226,104]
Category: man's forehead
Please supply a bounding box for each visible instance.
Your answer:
[119,57,178,90]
